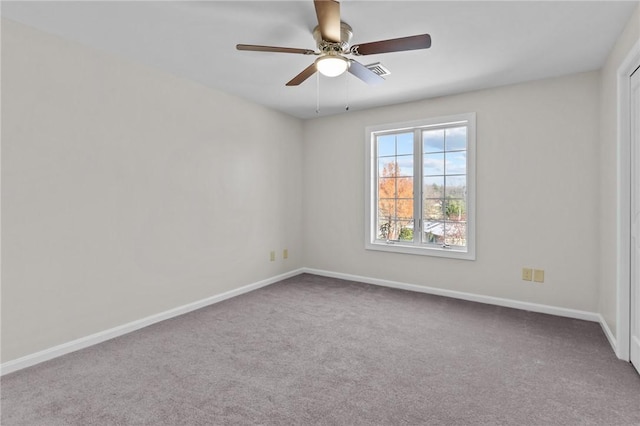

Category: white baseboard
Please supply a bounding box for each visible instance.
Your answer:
[2,267,616,375]
[0,268,304,376]
[302,268,601,323]
[598,314,618,354]
[303,268,620,355]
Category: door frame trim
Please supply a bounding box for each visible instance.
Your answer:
[617,39,640,361]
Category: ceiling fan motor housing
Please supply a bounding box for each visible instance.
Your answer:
[313,22,353,53]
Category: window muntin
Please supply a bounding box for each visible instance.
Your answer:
[366,114,475,260]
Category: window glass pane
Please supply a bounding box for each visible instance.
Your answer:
[445,152,466,175]
[423,221,445,244]
[396,132,414,155]
[379,161,400,180]
[398,221,414,241]
[378,159,388,177]
[445,127,467,151]
[423,199,444,220]
[396,155,413,177]
[377,218,391,240]
[445,199,466,222]
[445,176,466,198]
[396,198,414,220]
[444,222,467,246]
[424,153,444,175]
[423,129,444,153]
[378,159,397,178]
[424,176,444,198]
[377,132,414,243]
[378,199,396,222]
[378,218,412,241]
[377,135,396,157]
[378,177,396,198]
[396,177,414,199]
[379,159,414,178]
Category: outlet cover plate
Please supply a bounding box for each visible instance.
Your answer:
[533,269,545,283]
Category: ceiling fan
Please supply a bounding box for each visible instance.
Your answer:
[236,0,432,86]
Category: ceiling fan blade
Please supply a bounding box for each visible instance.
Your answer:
[348,60,384,85]
[286,63,318,86]
[236,44,316,55]
[351,34,432,56]
[314,0,341,43]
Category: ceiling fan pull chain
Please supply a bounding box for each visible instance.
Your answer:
[316,72,320,114]
[345,71,350,111]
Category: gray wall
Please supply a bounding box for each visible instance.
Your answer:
[1,20,304,362]
[302,71,601,312]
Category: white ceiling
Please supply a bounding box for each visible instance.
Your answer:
[2,1,638,119]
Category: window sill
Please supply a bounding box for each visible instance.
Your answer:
[365,241,476,260]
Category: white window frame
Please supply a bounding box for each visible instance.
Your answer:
[365,113,476,260]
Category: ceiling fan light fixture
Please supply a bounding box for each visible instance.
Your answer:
[315,55,349,77]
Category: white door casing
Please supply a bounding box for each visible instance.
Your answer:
[631,66,640,374]
[617,39,640,363]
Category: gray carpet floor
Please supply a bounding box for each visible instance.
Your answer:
[2,273,640,425]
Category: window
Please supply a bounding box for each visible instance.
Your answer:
[365,113,476,260]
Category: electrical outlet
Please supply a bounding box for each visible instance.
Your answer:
[283,249,288,259]
[270,251,275,262]
[533,269,545,283]
[522,268,533,281]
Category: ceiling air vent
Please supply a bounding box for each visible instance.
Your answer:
[365,62,391,77]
